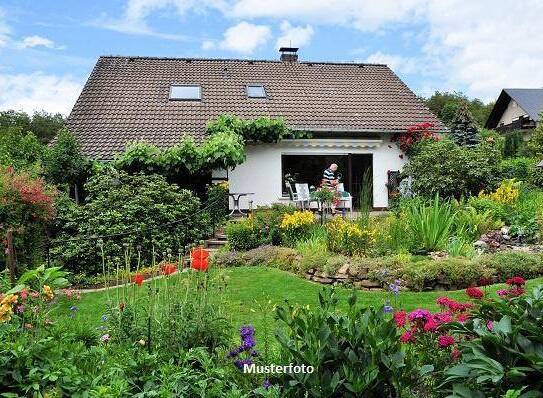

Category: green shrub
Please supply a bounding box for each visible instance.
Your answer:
[467,195,510,222]
[499,156,534,181]
[225,219,261,251]
[453,204,501,241]
[478,251,543,280]
[51,170,206,275]
[403,137,502,199]
[206,182,229,225]
[295,230,331,273]
[275,288,416,397]
[397,257,491,291]
[242,245,298,270]
[405,195,456,253]
[252,203,296,245]
[372,214,413,255]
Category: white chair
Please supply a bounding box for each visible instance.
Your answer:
[336,183,353,217]
[285,181,308,209]
[295,183,311,209]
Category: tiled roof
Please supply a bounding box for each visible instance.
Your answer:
[67,55,446,159]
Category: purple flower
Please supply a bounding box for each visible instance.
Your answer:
[384,305,393,313]
[263,379,271,389]
[389,280,401,295]
[408,309,432,322]
[234,358,253,369]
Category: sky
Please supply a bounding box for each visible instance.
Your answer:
[0,0,542,115]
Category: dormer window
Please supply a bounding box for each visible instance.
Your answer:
[169,85,201,100]
[246,84,266,98]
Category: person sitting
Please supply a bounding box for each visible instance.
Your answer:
[322,163,339,214]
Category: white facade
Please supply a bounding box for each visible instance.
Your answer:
[498,99,528,126]
[213,135,406,209]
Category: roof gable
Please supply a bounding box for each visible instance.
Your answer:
[67,56,446,159]
[486,88,543,128]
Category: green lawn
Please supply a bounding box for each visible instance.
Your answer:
[55,266,543,338]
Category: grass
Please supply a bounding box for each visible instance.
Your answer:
[54,266,543,339]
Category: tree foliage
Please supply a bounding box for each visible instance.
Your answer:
[0,127,45,172]
[0,110,64,143]
[449,101,481,147]
[206,114,298,143]
[423,91,494,127]
[44,128,88,187]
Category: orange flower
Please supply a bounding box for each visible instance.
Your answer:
[191,247,209,272]
[132,274,144,287]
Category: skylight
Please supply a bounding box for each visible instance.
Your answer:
[246,85,266,98]
[170,85,201,100]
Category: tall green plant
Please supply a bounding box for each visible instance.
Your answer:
[357,168,373,223]
[405,195,456,252]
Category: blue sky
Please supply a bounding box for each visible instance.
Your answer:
[0,0,542,115]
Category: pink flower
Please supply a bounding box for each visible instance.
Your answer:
[496,289,509,297]
[486,320,493,331]
[400,329,416,343]
[436,297,452,307]
[433,312,453,324]
[100,334,110,343]
[20,289,28,300]
[437,334,455,348]
[509,286,525,297]
[393,311,407,328]
[456,313,470,323]
[423,318,439,332]
[408,309,432,322]
[465,287,484,299]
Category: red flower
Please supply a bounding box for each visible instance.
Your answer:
[506,276,525,286]
[437,334,455,348]
[161,263,177,276]
[451,347,461,360]
[423,318,439,332]
[465,287,484,299]
[433,312,453,324]
[400,329,416,343]
[133,274,144,287]
[191,247,210,272]
[509,286,525,297]
[393,310,407,328]
[456,313,470,323]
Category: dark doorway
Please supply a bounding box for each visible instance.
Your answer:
[281,154,372,208]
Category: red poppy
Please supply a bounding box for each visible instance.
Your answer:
[191,247,209,261]
[191,258,209,272]
[133,274,144,287]
[161,263,177,276]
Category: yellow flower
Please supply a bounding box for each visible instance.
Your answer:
[479,179,520,205]
[0,294,17,306]
[280,211,315,230]
[43,285,54,301]
[0,303,13,323]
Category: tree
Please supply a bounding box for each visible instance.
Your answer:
[0,127,45,171]
[449,101,481,147]
[525,114,543,158]
[44,129,88,202]
[0,110,64,143]
[422,91,494,127]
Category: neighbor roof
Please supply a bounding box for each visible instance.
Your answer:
[67,55,446,159]
[485,88,543,128]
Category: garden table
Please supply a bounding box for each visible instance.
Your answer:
[228,192,254,216]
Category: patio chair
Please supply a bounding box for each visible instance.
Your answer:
[294,183,311,209]
[285,181,306,209]
[336,183,353,217]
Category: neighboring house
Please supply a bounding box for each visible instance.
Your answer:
[485,88,543,132]
[67,48,445,209]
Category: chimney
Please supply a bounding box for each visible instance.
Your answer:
[279,47,299,62]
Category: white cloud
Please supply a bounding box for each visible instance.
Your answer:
[19,35,64,50]
[228,0,426,31]
[0,72,83,115]
[201,39,215,50]
[275,21,313,49]
[219,21,271,53]
[363,51,419,75]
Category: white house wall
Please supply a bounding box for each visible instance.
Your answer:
[498,99,528,126]
[213,135,406,209]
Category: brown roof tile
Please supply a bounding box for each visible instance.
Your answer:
[67,56,446,159]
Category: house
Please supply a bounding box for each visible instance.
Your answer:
[485,88,543,132]
[67,48,445,209]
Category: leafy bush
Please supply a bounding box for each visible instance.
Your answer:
[403,138,502,199]
[51,170,206,275]
[479,179,520,205]
[453,204,501,241]
[206,182,229,225]
[251,204,296,245]
[404,196,456,253]
[499,157,534,181]
[211,245,299,272]
[325,217,376,256]
[372,214,413,255]
[441,284,543,397]
[275,288,416,397]
[207,114,296,143]
[478,251,543,280]
[295,229,331,273]
[225,219,261,251]
[0,127,45,172]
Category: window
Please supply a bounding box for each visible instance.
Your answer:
[246,84,266,98]
[169,85,201,100]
